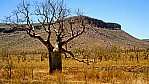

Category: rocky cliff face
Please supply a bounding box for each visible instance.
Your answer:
[0,27,24,33]
[86,16,121,30]
[66,16,121,30]
[142,39,149,42]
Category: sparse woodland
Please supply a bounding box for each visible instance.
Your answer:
[0,0,149,84]
[0,47,149,83]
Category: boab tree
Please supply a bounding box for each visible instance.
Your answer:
[3,0,87,73]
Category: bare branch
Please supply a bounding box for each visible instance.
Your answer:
[26,28,48,46]
[69,22,74,36]
[62,48,87,64]
[75,9,83,16]
[61,20,86,46]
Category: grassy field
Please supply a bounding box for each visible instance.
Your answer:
[0,47,149,84]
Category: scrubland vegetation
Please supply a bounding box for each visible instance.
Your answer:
[1,0,149,83]
[0,46,149,84]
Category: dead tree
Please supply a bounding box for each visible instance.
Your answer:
[3,0,87,73]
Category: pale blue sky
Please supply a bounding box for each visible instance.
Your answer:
[0,0,149,39]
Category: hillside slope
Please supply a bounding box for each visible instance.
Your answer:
[0,16,149,52]
[70,27,149,50]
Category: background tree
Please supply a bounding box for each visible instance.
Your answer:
[3,0,87,73]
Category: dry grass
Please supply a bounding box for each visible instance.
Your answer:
[0,56,149,84]
[0,47,149,84]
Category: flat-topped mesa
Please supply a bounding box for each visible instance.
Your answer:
[0,16,121,33]
[67,16,121,30]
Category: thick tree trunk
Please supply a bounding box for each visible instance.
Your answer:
[49,51,62,73]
